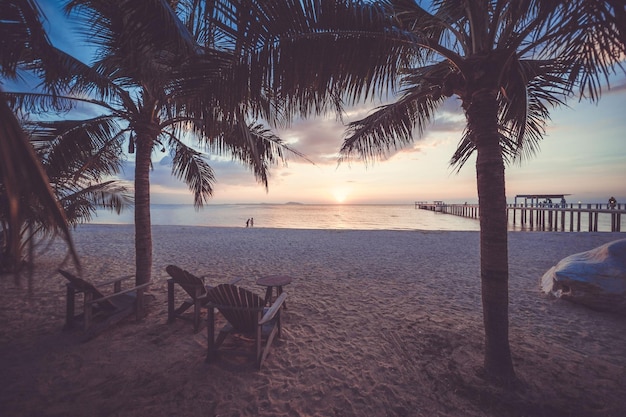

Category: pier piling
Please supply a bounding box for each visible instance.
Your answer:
[415,201,625,232]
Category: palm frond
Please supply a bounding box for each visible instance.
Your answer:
[4,91,76,114]
[0,91,79,270]
[66,0,199,87]
[340,64,449,164]
[5,89,123,117]
[497,58,571,163]
[25,116,127,182]
[167,137,216,208]
[520,0,626,100]
[247,0,415,116]
[58,180,133,225]
[449,129,473,170]
[215,119,307,189]
[1,0,57,82]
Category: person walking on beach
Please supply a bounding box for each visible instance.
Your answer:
[250,217,254,227]
[246,218,250,228]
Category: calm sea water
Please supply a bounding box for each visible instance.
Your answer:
[89,203,623,232]
[90,203,482,231]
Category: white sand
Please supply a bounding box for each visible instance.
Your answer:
[1,225,625,417]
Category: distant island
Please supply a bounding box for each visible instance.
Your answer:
[284,202,304,205]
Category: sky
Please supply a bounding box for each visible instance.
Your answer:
[34,1,626,206]
[142,85,626,206]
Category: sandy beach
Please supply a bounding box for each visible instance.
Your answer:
[1,225,625,417]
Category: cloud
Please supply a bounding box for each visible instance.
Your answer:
[276,117,346,165]
[427,98,466,133]
[275,97,467,165]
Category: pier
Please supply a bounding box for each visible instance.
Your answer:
[415,198,625,232]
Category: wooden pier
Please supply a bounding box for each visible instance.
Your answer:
[415,201,625,232]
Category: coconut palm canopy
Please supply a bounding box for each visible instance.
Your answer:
[26,118,133,226]
[0,0,82,274]
[240,0,626,382]
[4,0,311,286]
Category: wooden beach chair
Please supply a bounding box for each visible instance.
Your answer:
[165,264,241,332]
[59,269,151,341]
[204,283,286,369]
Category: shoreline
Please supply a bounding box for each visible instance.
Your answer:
[89,201,626,233]
[1,226,625,416]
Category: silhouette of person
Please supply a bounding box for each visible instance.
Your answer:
[246,218,250,227]
[609,196,617,209]
[250,217,254,227]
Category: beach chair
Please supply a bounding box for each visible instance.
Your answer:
[205,283,286,369]
[59,269,151,341]
[165,264,241,332]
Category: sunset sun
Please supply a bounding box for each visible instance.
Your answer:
[331,187,350,204]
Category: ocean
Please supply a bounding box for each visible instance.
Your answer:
[89,203,624,232]
[90,203,481,231]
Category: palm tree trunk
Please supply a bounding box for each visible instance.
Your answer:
[467,89,516,383]
[134,133,153,286]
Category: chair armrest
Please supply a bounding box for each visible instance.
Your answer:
[85,282,152,304]
[94,275,135,288]
[229,277,242,285]
[259,292,286,325]
[167,278,205,292]
[199,275,242,286]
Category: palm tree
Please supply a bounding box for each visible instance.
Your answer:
[27,118,133,228]
[4,0,298,286]
[253,0,626,383]
[0,0,80,275]
[0,118,132,270]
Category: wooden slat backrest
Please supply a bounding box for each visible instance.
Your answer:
[59,270,116,311]
[165,265,207,299]
[205,284,264,333]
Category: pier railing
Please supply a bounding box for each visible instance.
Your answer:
[415,202,625,232]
